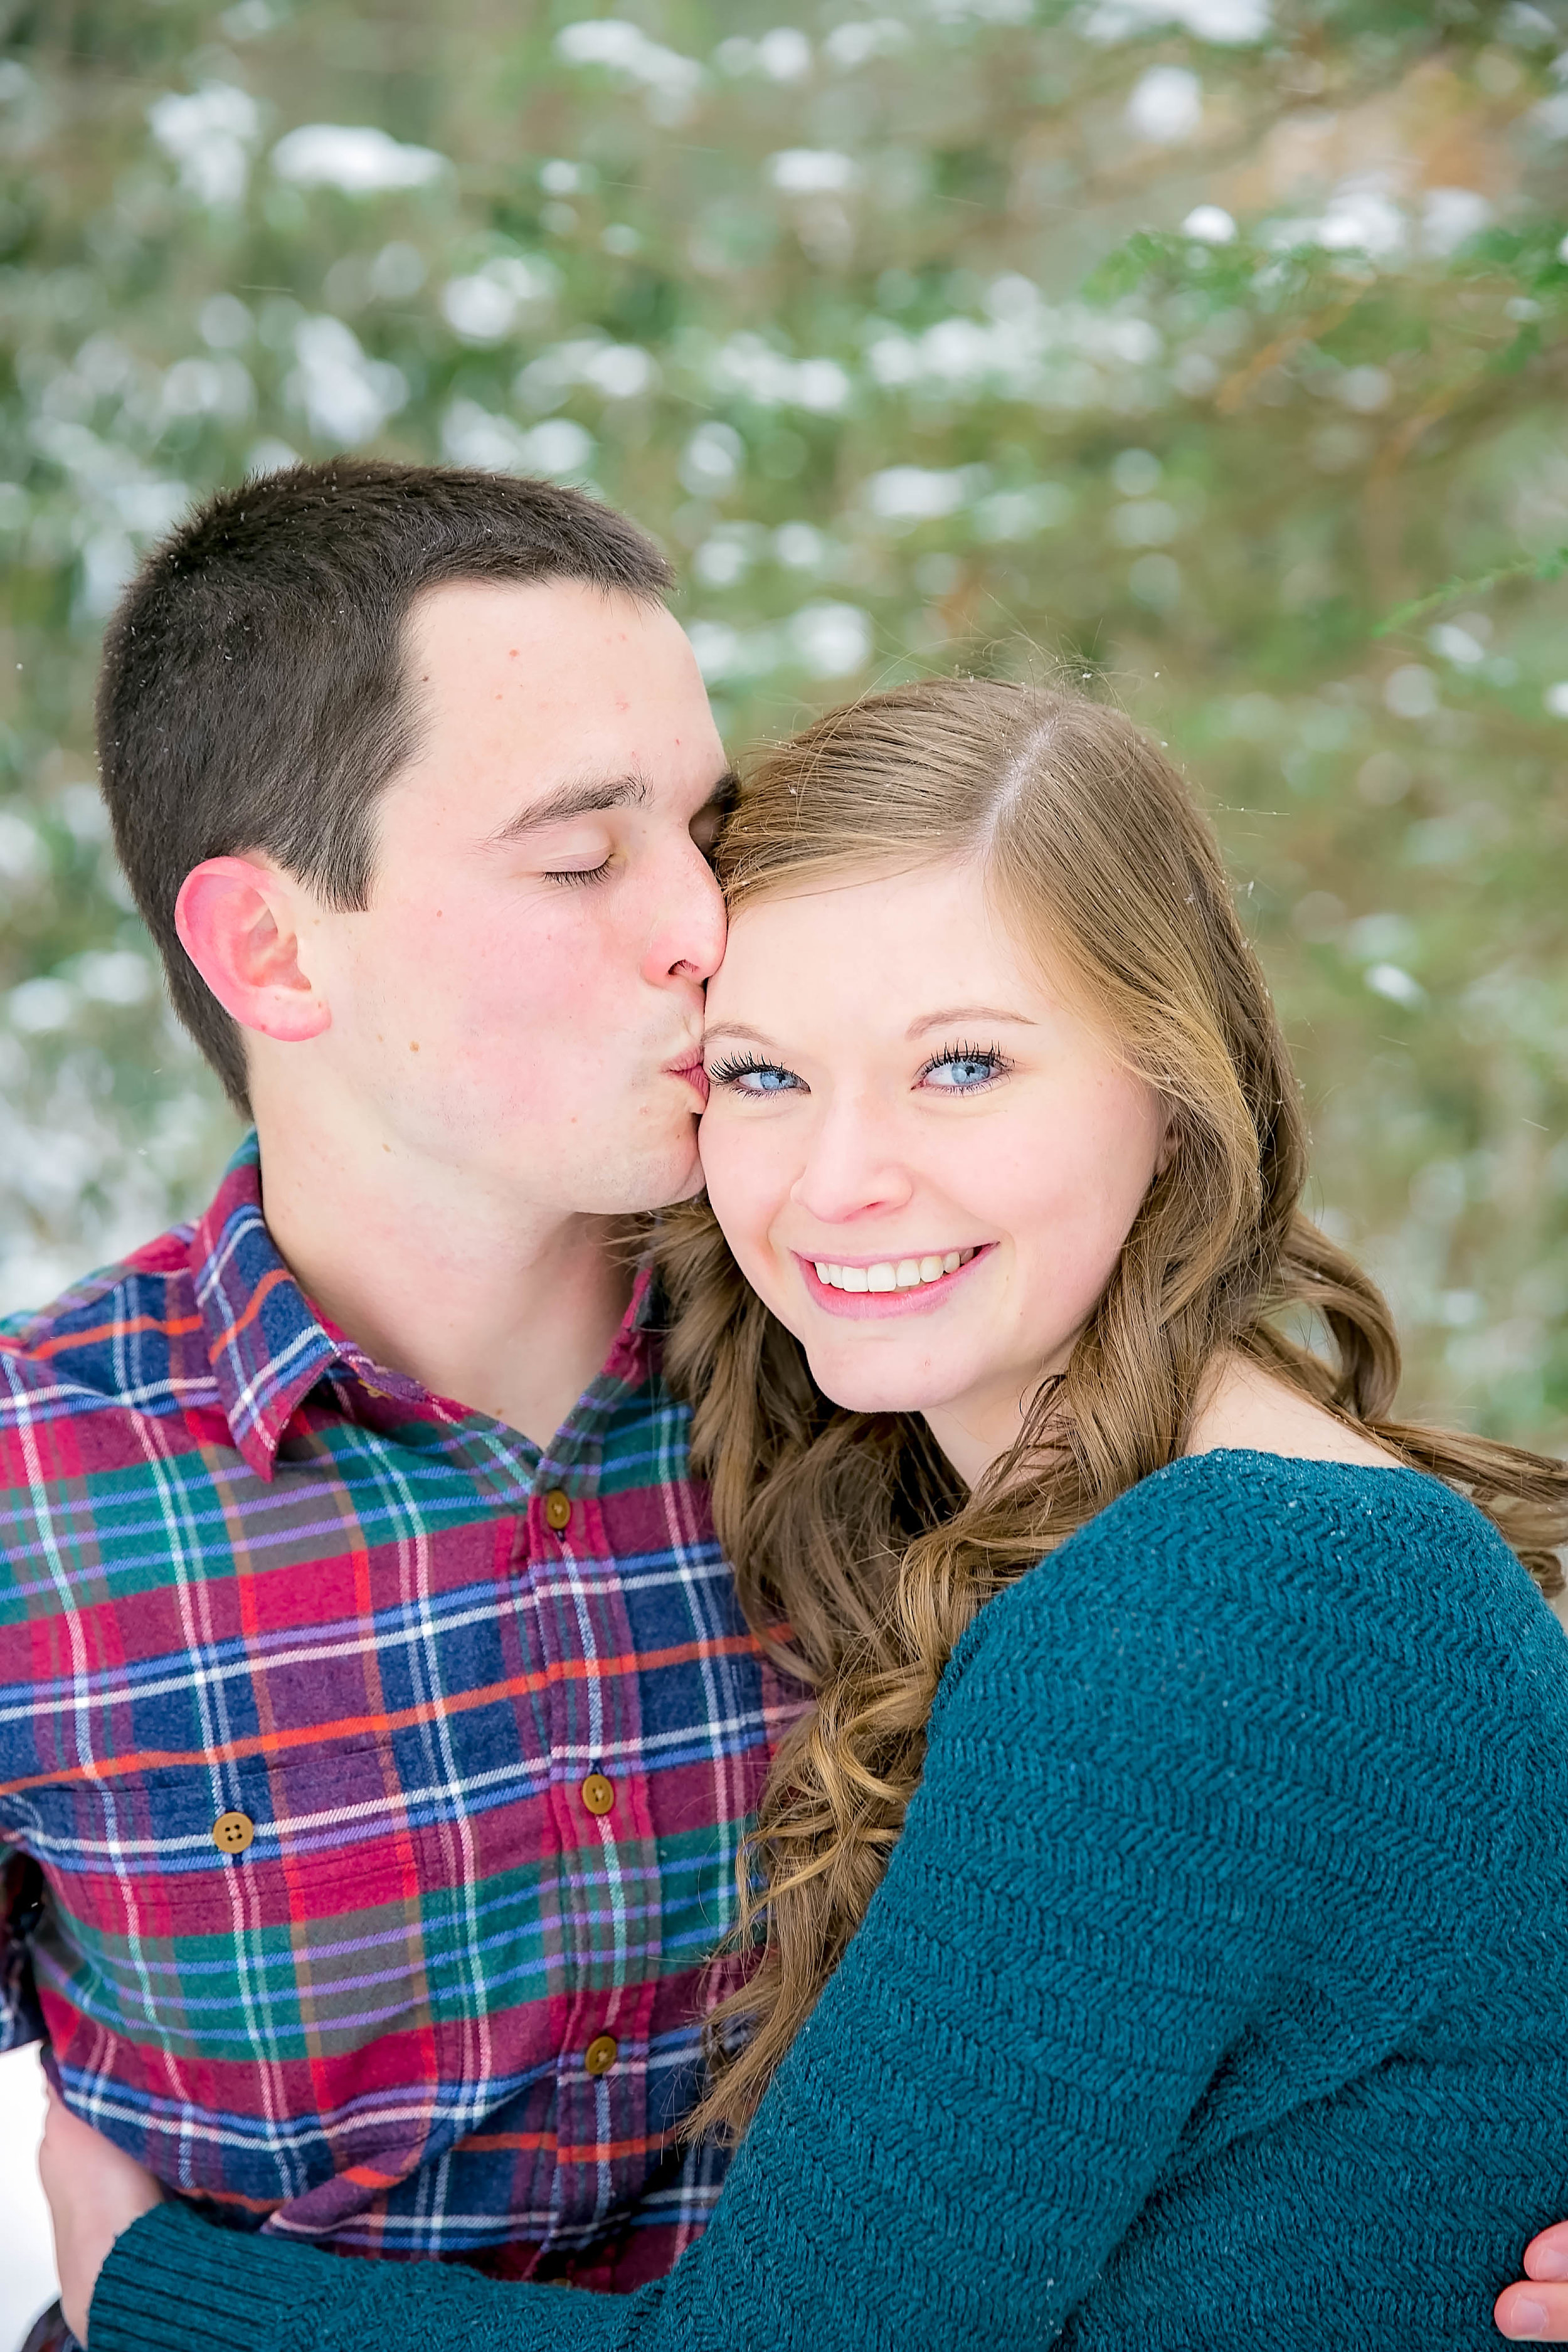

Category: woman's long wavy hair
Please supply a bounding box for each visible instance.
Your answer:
[655,677,1568,2144]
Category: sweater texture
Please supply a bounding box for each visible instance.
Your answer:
[93,1451,1568,2351]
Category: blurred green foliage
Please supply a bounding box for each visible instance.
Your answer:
[1,0,1566,1441]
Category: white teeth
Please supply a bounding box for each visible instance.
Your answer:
[812,1249,980,1293]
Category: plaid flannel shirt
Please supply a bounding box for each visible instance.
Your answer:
[0,1135,805,2287]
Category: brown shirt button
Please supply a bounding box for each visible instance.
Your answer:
[584,2033,618,2077]
[543,1489,572,1532]
[581,1772,615,1817]
[213,1811,255,1856]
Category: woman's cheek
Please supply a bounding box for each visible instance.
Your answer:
[711,1128,795,1311]
[697,1113,758,1249]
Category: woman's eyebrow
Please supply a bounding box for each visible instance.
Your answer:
[701,1020,779,1048]
[703,1008,1038,1047]
[906,1005,1037,1036]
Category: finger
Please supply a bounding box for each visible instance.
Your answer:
[1495,2282,1568,2340]
[1528,2224,1568,2284]
[40,2093,110,2153]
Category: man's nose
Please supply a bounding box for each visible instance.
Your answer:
[647,839,726,987]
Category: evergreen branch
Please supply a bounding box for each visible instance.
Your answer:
[1374,548,1568,636]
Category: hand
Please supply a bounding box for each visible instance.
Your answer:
[38,2084,164,2345]
[1496,2222,1568,2339]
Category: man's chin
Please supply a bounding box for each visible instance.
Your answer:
[654,1145,707,1209]
[604,1126,704,1216]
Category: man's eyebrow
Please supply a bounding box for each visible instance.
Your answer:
[907,1005,1038,1036]
[484,773,650,845]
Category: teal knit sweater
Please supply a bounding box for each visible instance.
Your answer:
[93,1452,1568,2351]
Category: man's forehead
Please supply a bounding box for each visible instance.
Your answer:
[392,578,723,818]
[408,573,679,664]
[406,577,712,734]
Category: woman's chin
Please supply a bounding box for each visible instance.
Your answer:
[799,1350,950,1421]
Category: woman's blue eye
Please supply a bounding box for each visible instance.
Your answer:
[921,1047,1008,1091]
[707,1054,805,1095]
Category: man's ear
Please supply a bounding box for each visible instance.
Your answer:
[174,856,331,1044]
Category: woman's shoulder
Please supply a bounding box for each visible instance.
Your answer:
[1086,1443,1505,1586]
[1008,1350,1539,1640]
[926,1444,1568,1908]
[1035,1443,1528,1638]
[1183,1350,1404,1471]
[1010,1444,1507,1618]
[941,1438,1560,1758]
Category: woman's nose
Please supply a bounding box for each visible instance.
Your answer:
[790,1101,914,1226]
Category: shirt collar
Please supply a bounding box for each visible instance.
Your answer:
[189,1132,664,1484]
[189,1131,346,1481]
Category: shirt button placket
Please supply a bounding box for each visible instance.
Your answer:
[542,1476,635,2239]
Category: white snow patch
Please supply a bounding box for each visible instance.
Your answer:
[272,123,448,193]
[285,315,407,443]
[1182,204,1236,243]
[1421,187,1491,256]
[148,82,260,206]
[556,21,704,118]
[1083,0,1269,40]
[1126,66,1202,145]
[1365,963,1427,1010]
[440,401,594,479]
[767,149,859,194]
[440,257,558,344]
[792,601,872,677]
[866,464,987,521]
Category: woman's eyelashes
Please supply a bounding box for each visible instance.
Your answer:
[918,1041,1012,1093]
[705,1042,1012,1098]
[706,1051,806,1095]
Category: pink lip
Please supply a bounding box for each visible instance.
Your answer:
[794,1245,994,1320]
[665,1052,710,1104]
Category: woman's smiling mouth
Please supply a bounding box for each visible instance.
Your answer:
[796,1245,993,1317]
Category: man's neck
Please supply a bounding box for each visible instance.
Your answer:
[252,1115,637,1451]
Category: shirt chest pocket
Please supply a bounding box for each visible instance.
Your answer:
[46,1741,453,1946]
[31,1742,515,2117]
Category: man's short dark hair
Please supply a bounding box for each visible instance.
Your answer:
[96,459,675,1113]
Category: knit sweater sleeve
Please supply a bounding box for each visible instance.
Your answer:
[90,1457,1499,2352]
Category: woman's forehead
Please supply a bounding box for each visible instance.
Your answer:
[710,864,1051,1020]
